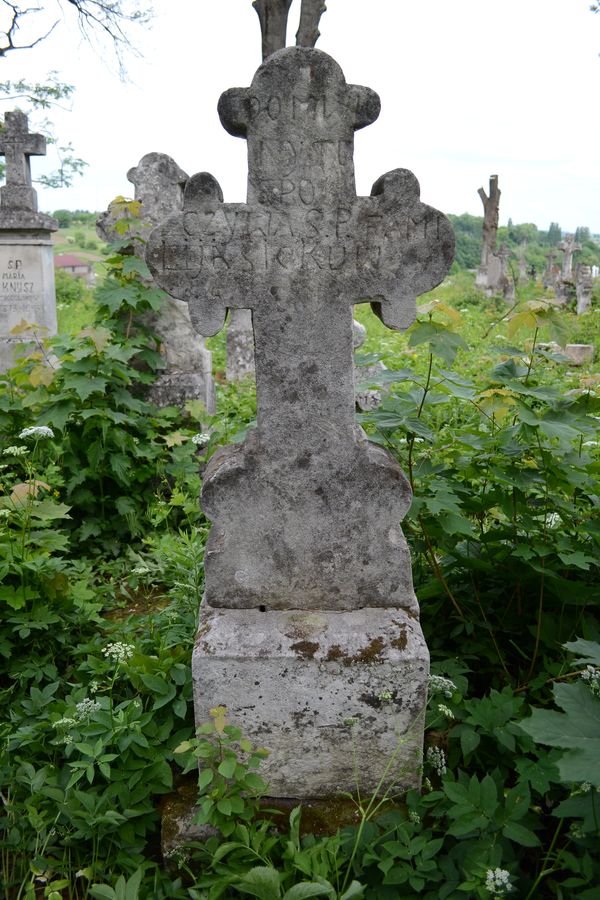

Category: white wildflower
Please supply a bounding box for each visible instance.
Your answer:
[63,734,74,746]
[569,822,584,839]
[19,425,55,440]
[423,777,433,792]
[102,641,134,663]
[581,665,600,697]
[89,680,100,694]
[408,810,421,825]
[131,564,150,576]
[75,698,101,721]
[2,445,28,456]
[426,745,447,776]
[428,674,457,699]
[437,703,455,719]
[54,716,77,730]
[191,432,211,446]
[545,512,561,528]
[0,509,10,519]
[580,781,592,794]
[484,867,513,896]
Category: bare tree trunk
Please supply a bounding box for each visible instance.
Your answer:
[252,0,293,59]
[296,0,326,47]
[478,174,501,269]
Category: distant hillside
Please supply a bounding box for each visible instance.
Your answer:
[449,214,600,273]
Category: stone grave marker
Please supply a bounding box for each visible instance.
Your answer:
[147,47,454,798]
[542,250,559,289]
[576,264,593,315]
[98,153,215,412]
[225,0,328,384]
[559,234,581,281]
[497,244,514,302]
[0,111,58,372]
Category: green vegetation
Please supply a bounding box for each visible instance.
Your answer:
[1,208,599,897]
[449,214,600,275]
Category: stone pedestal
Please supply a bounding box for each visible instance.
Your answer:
[193,605,428,798]
[0,233,57,370]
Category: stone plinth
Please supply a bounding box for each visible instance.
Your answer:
[193,605,428,798]
[0,236,57,370]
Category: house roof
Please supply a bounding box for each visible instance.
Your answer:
[54,254,91,268]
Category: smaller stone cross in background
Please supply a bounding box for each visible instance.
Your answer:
[0,111,46,213]
[559,235,581,281]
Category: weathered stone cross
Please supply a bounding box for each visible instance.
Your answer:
[559,235,581,280]
[147,47,454,613]
[0,111,46,211]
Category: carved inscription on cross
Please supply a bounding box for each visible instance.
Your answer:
[0,111,46,212]
[147,48,454,612]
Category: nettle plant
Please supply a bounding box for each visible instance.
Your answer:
[358,297,599,689]
[1,201,206,553]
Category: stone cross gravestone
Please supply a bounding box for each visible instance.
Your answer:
[97,153,216,412]
[147,47,454,798]
[0,111,58,372]
[225,0,328,384]
[559,235,581,281]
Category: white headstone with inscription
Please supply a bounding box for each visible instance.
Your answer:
[0,111,58,371]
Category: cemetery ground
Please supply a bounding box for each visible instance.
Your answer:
[1,246,599,898]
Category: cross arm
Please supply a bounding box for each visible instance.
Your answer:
[367,169,455,330]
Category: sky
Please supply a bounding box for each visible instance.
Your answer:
[1,0,599,233]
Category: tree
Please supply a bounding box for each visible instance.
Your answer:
[252,0,327,59]
[546,222,562,246]
[0,1,151,74]
[575,226,591,243]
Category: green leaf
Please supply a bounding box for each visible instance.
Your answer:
[217,797,233,816]
[218,756,237,778]
[122,256,151,278]
[29,499,71,520]
[502,821,540,847]
[564,639,600,667]
[339,884,365,900]
[283,884,334,899]
[89,887,117,900]
[519,682,600,787]
[235,865,281,899]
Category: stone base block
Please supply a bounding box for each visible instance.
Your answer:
[193,605,428,799]
[564,344,594,366]
[146,371,216,413]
